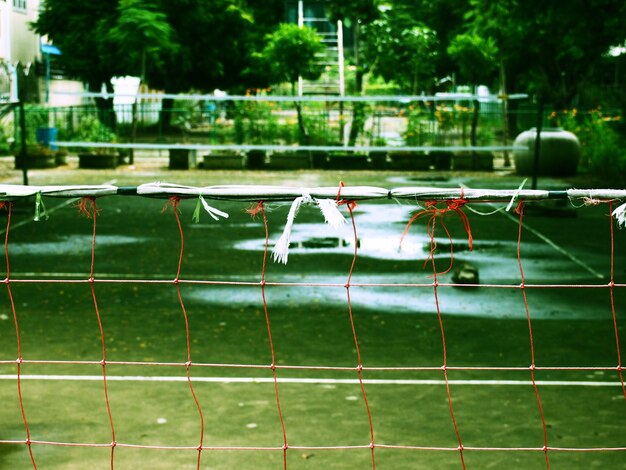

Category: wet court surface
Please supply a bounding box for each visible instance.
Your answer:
[0,170,625,469]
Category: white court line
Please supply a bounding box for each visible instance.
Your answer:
[499,209,605,280]
[0,375,621,387]
[460,182,605,280]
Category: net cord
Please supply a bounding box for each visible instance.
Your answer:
[1,183,625,203]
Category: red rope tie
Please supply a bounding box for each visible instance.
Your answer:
[246,200,265,218]
[335,180,345,201]
[162,196,181,213]
[76,196,100,219]
[400,193,473,276]
[336,180,358,212]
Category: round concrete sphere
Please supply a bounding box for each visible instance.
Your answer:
[513,128,580,176]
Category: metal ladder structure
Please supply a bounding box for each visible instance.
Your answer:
[297,0,345,97]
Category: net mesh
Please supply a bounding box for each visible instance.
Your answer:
[0,183,624,469]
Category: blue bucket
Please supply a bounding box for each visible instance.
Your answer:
[36,127,58,150]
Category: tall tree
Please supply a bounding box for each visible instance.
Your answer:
[327,0,380,145]
[35,0,279,132]
[34,1,275,102]
[392,0,469,82]
[447,33,498,150]
[464,0,626,108]
[146,0,258,128]
[33,2,121,123]
[363,8,439,94]
[256,23,324,143]
[107,0,177,162]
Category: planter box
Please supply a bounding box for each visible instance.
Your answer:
[452,153,494,171]
[201,153,245,170]
[79,153,119,169]
[55,151,68,166]
[327,153,369,170]
[169,149,197,170]
[430,151,452,170]
[266,152,311,170]
[388,152,431,170]
[247,150,266,169]
[368,150,388,170]
[14,152,58,169]
[311,151,329,169]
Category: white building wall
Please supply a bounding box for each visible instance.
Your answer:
[7,0,41,64]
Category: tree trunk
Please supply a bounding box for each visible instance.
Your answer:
[159,97,175,131]
[348,68,365,146]
[91,81,116,131]
[531,99,544,190]
[470,98,480,152]
[292,82,309,145]
[499,56,511,167]
[348,21,365,146]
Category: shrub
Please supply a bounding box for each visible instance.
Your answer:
[549,108,625,180]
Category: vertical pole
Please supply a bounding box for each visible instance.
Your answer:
[337,20,345,97]
[297,0,304,97]
[19,100,28,186]
[337,19,345,143]
[531,100,544,190]
[499,56,511,167]
[45,53,50,104]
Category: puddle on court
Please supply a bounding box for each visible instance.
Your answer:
[185,280,610,320]
[6,234,145,256]
[234,201,506,261]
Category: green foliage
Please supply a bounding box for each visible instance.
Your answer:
[33,2,120,87]
[233,101,280,145]
[327,0,381,23]
[14,106,50,145]
[0,123,11,155]
[549,109,626,180]
[463,0,626,106]
[403,102,493,146]
[107,0,177,81]
[257,24,324,88]
[151,0,256,93]
[232,101,331,145]
[447,33,498,86]
[363,8,439,94]
[75,115,117,146]
[34,0,265,93]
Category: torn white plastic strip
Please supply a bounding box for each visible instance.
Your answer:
[192,194,229,222]
[506,178,527,211]
[272,191,314,264]
[612,202,626,228]
[315,198,346,229]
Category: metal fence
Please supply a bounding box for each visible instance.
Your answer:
[11,95,538,150]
